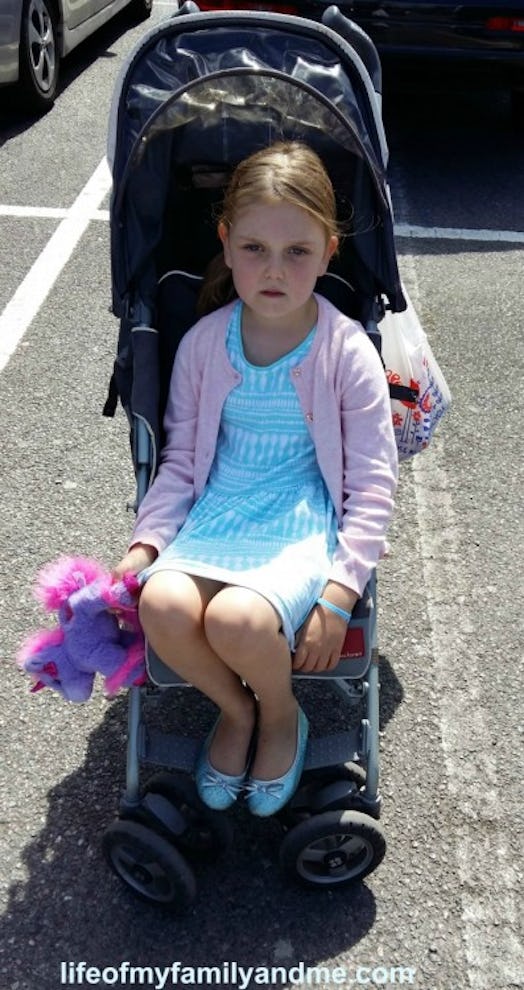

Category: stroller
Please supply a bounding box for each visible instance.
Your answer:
[102,0,408,911]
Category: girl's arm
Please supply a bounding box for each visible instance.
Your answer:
[293,580,359,672]
[330,335,398,596]
[295,332,398,672]
[112,542,158,579]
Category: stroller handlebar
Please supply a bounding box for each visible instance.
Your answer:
[322,6,382,96]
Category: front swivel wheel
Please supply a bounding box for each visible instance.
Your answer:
[142,771,233,861]
[102,819,196,911]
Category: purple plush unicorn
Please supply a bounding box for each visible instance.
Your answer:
[17,556,146,703]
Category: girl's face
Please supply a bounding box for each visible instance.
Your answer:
[218,200,338,329]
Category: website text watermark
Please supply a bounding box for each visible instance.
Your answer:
[60,961,417,989]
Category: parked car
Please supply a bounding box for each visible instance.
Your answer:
[0,0,152,111]
[197,0,524,115]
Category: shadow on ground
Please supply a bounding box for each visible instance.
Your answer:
[0,656,402,986]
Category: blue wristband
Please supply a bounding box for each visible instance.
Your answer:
[317,597,352,624]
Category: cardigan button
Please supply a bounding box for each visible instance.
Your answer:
[292,367,302,377]
[306,412,314,422]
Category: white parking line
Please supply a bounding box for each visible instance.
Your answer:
[395,223,524,244]
[0,205,69,219]
[1,203,523,244]
[0,158,111,373]
[402,259,522,990]
[411,438,522,989]
[0,205,110,221]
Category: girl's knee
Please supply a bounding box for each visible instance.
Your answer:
[204,587,278,654]
[138,573,201,637]
[139,575,169,619]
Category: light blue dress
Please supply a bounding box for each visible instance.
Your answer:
[141,302,338,648]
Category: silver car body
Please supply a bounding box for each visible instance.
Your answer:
[0,0,137,85]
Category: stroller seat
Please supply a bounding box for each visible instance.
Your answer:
[146,581,374,688]
[139,579,378,785]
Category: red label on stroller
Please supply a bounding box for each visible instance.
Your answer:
[340,627,366,659]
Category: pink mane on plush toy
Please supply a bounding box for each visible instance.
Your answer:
[17,556,146,703]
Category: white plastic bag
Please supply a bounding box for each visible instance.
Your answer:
[380,286,452,460]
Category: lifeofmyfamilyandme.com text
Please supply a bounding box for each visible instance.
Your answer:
[59,961,417,988]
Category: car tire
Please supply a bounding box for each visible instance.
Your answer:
[18,0,59,112]
[128,0,153,23]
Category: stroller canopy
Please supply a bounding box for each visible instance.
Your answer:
[108,5,405,320]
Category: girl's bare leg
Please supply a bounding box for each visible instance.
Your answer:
[204,586,300,781]
[138,571,256,776]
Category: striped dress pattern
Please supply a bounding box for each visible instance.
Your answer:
[141,301,338,647]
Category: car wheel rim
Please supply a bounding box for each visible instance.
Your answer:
[27,0,56,93]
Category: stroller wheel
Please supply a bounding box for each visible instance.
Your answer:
[102,820,196,911]
[142,771,233,861]
[302,761,367,786]
[279,762,367,827]
[279,810,386,888]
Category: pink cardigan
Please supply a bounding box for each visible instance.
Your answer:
[131,295,398,596]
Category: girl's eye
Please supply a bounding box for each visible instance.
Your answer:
[289,246,309,256]
[242,243,262,253]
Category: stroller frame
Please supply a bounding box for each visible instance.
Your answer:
[102,2,405,908]
[114,481,384,903]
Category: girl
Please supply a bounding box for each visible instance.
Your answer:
[114,141,398,817]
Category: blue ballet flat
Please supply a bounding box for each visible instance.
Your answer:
[195,717,249,811]
[245,706,309,818]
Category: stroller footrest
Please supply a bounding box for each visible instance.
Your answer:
[138,728,363,775]
[304,731,362,771]
[139,729,199,772]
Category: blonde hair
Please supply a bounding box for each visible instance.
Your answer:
[198,141,339,315]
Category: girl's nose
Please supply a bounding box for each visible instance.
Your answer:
[265,253,284,279]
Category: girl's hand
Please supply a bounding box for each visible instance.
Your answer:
[293,605,348,673]
[112,543,157,580]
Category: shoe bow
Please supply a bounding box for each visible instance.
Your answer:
[244,779,284,797]
[201,769,244,799]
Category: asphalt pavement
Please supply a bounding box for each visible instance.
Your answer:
[0,6,522,990]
